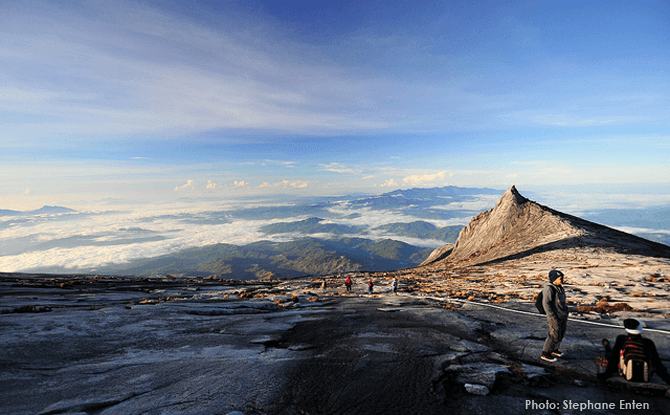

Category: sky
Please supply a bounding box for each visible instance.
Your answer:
[2,0,670,211]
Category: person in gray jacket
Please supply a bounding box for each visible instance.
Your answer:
[541,269,568,363]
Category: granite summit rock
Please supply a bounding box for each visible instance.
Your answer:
[426,185,670,267]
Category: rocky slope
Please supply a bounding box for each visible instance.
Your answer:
[423,186,670,267]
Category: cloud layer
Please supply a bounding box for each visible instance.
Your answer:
[0,190,485,272]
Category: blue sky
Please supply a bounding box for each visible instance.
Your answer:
[2,0,670,209]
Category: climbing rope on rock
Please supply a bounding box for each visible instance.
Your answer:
[421,295,670,336]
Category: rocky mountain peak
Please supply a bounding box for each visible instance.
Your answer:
[423,186,670,267]
[498,185,526,206]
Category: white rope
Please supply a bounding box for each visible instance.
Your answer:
[420,295,670,336]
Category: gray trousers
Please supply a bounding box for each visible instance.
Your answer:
[543,316,567,354]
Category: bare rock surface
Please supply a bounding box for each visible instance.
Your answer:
[2,273,670,415]
[420,244,454,266]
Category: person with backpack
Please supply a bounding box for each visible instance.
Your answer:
[597,318,670,384]
[391,278,398,295]
[367,279,374,294]
[540,269,568,363]
[345,275,352,292]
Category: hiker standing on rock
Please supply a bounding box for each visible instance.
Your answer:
[541,269,568,363]
[368,279,374,294]
[345,275,352,292]
[391,278,398,295]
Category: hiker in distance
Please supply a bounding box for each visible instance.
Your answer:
[597,318,670,385]
[391,278,398,295]
[345,275,352,292]
[541,269,568,363]
[367,279,374,294]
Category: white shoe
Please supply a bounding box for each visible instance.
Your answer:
[541,354,557,363]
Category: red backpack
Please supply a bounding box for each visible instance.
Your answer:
[619,336,651,382]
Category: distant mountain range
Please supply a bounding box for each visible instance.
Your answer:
[369,221,462,242]
[0,206,76,216]
[582,208,670,246]
[582,207,670,229]
[84,237,434,279]
[260,217,365,235]
[259,217,462,242]
[344,186,502,220]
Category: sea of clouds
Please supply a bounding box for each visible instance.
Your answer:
[2,189,670,274]
[0,198,474,273]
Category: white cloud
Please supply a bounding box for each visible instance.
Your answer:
[258,180,307,189]
[380,179,398,187]
[326,205,416,228]
[0,202,279,272]
[290,181,308,189]
[174,179,194,192]
[0,199,442,272]
[430,195,499,212]
[234,180,247,187]
[320,163,363,174]
[0,219,271,273]
[23,188,31,196]
[263,160,297,168]
[206,180,217,189]
[402,171,450,186]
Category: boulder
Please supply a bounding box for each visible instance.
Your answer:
[464,383,490,395]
